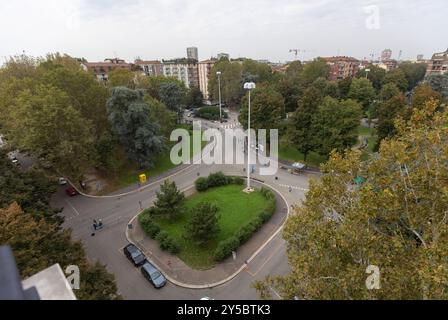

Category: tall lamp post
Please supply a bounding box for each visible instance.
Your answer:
[244,82,256,193]
[216,71,223,122]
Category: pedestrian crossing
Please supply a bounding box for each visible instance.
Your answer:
[279,184,309,192]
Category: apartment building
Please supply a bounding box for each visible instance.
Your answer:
[198,59,217,100]
[323,56,360,81]
[426,49,448,76]
[134,59,163,76]
[162,58,199,89]
[82,58,132,81]
[187,47,199,61]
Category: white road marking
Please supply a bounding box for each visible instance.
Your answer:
[65,199,81,216]
[279,184,309,192]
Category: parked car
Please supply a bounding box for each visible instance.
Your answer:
[123,244,146,267]
[65,187,78,197]
[141,262,167,289]
[58,177,68,186]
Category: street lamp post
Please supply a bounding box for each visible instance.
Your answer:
[244,82,256,193]
[217,71,223,122]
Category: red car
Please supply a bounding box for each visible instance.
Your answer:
[65,187,78,197]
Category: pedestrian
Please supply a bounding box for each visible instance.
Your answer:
[289,186,292,193]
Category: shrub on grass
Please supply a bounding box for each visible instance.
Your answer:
[233,177,245,185]
[214,237,240,261]
[156,231,180,254]
[259,210,274,224]
[139,212,161,239]
[195,172,233,192]
[236,217,264,245]
[195,177,209,192]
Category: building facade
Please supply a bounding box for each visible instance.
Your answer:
[162,58,199,89]
[198,59,217,100]
[426,49,448,76]
[324,56,360,81]
[187,47,199,61]
[217,53,230,60]
[82,58,132,82]
[134,59,163,76]
[381,49,393,61]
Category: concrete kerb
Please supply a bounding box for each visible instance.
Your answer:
[125,177,292,290]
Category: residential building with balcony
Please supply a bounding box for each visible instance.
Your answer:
[426,49,448,76]
[323,56,360,81]
[82,58,132,82]
[198,59,217,100]
[134,59,163,76]
[162,58,199,89]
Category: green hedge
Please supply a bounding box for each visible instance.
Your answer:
[213,236,240,261]
[194,106,229,121]
[139,211,161,239]
[156,231,180,254]
[195,172,243,192]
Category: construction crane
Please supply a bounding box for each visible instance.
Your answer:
[289,49,310,62]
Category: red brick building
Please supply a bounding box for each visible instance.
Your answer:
[82,58,132,81]
[324,56,360,81]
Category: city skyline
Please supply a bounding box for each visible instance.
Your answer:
[0,0,446,64]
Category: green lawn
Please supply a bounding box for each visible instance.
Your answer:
[153,185,271,270]
[278,145,327,168]
[103,125,206,192]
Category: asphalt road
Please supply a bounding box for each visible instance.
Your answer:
[51,113,314,300]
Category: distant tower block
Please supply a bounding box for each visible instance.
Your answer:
[187,47,199,61]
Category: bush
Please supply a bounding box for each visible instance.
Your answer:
[156,231,180,254]
[139,212,161,239]
[233,177,245,185]
[259,210,273,224]
[214,237,240,262]
[236,217,264,244]
[195,177,209,192]
[195,172,233,192]
[194,106,229,121]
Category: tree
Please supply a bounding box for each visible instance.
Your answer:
[209,60,243,107]
[356,65,386,91]
[300,58,330,86]
[412,84,442,109]
[145,96,177,138]
[242,59,273,83]
[40,62,109,137]
[108,68,135,88]
[376,94,408,149]
[399,62,428,91]
[106,87,165,168]
[0,203,120,300]
[338,77,353,99]
[159,81,187,115]
[255,101,448,300]
[288,87,323,162]
[382,69,409,92]
[285,61,303,80]
[9,85,95,179]
[185,202,220,245]
[313,97,363,157]
[348,78,376,112]
[186,86,204,108]
[311,78,340,99]
[426,74,448,98]
[239,86,285,131]
[152,180,186,219]
[379,83,400,101]
[274,77,303,113]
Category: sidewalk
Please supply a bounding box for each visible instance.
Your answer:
[127,184,289,288]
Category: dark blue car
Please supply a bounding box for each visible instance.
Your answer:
[123,244,146,267]
[141,262,167,289]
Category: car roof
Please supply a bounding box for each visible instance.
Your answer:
[126,244,140,253]
[142,262,159,274]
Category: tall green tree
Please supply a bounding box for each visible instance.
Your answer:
[255,101,448,300]
[382,69,409,92]
[239,86,285,131]
[348,78,376,112]
[412,84,442,109]
[300,58,330,86]
[398,62,428,91]
[376,93,409,149]
[426,74,448,98]
[106,87,165,168]
[10,85,95,179]
[185,202,220,246]
[108,68,135,88]
[185,86,204,108]
[209,60,243,107]
[313,97,363,157]
[145,96,177,138]
[379,83,400,101]
[356,65,386,91]
[159,81,187,115]
[242,59,273,83]
[288,87,323,162]
[152,180,186,219]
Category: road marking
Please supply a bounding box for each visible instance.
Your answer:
[65,199,81,216]
[246,241,285,277]
[279,184,309,192]
[270,287,282,299]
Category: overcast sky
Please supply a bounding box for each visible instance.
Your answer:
[0,0,446,63]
